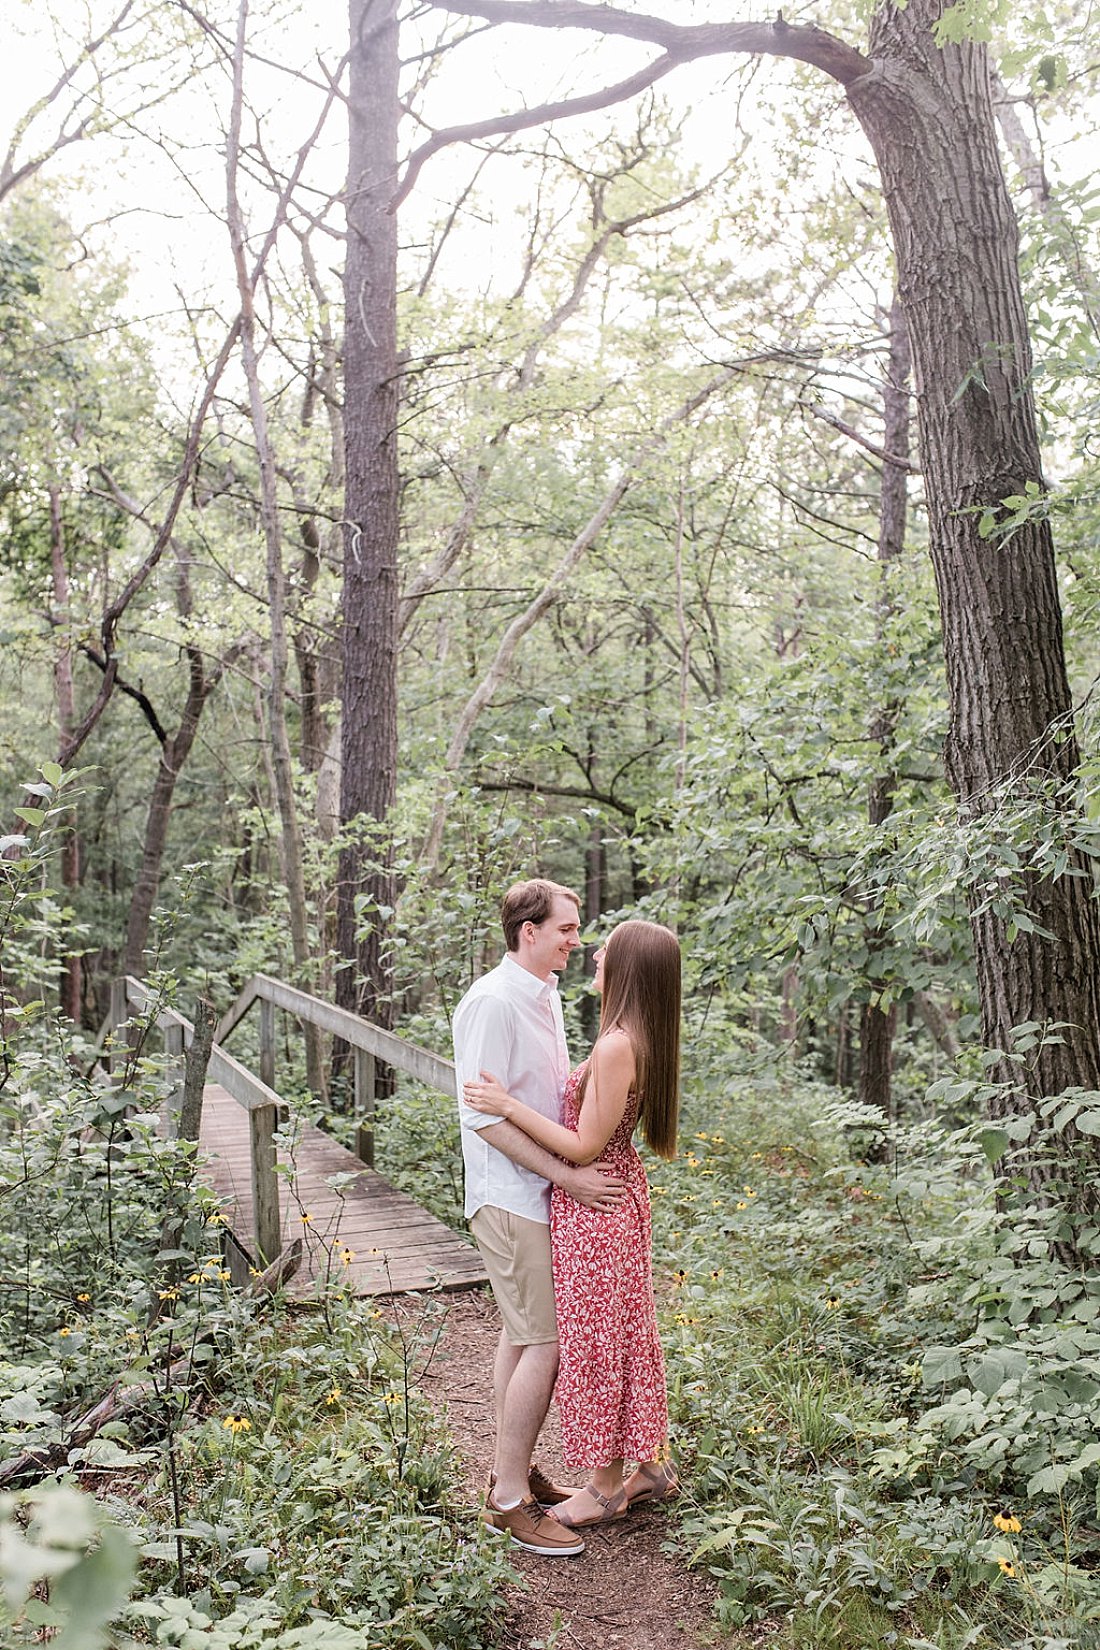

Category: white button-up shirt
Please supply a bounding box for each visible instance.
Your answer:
[453,953,570,1223]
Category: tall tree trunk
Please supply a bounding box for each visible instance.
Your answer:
[49,483,82,1023]
[846,0,1100,1212]
[338,0,401,1065]
[580,811,606,1040]
[858,296,911,1121]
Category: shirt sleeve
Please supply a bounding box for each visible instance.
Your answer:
[453,993,515,1134]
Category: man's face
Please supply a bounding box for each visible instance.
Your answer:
[521,895,581,979]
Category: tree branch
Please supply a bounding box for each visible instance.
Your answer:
[800,396,921,474]
[393,49,685,207]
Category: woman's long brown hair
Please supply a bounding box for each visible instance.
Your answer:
[577,919,681,1159]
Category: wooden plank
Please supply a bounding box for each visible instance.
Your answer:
[197,1085,485,1298]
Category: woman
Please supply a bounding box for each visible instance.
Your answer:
[464,918,681,1530]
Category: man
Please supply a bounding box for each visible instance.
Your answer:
[453,877,625,1557]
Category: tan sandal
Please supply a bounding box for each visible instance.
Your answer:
[553,1483,630,1529]
[624,1460,679,1506]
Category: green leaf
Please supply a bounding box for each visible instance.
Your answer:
[977,1127,1009,1164]
[13,806,45,827]
[1075,1111,1100,1137]
[922,1345,964,1386]
[40,762,63,787]
[1026,1463,1071,1496]
[966,1348,1028,1396]
[51,1528,136,1648]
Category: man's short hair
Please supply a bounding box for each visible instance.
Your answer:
[501,878,581,952]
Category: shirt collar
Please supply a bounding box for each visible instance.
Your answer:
[501,952,558,1001]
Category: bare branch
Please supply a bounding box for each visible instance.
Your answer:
[394,51,684,207]
[800,397,921,474]
[421,367,737,865]
[58,49,347,767]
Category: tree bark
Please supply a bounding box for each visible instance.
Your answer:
[337,0,401,1048]
[49,483,82,1023]
[845,3,1100,1207]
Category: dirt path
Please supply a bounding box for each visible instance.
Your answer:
[405,1288,735,1650]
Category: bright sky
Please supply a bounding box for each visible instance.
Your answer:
[2,0,1094,390]
[1,1,851,309]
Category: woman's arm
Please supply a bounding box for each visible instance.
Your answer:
[463,1031,635,1165]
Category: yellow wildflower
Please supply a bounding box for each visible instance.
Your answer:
[735,1201,747,1211]
[301,1212,312,1225]
[997,1557,1016,1577]
[326,1386,342,1405]
[993,1512,1022,1534]
[223,1414,251,1434]
[59,1326,72,1337]
[76,1292,91,1303]
[825,1296,841,1309]
[341,1248,355,1266]
[158,1287,179,1301]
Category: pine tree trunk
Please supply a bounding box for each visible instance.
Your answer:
[337,0,401,1048]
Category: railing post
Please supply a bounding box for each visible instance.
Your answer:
[163,1021,185,1137]
[259,995,275,1090]
[355,1048,376,1167]
[108,977,129,1076]
[250,1103,282,1263]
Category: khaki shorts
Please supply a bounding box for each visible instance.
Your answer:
[469,1206,558,1346]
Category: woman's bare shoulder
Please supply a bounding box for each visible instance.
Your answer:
[592,1026,636,1078]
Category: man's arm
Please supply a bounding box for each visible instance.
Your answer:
[477,1118,626,1208]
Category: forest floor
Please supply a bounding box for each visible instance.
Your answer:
[398,1288,749,1650]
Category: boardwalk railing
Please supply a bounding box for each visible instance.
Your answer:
[106,973,455,1265]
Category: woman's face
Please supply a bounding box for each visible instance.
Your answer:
[592,931,614,994]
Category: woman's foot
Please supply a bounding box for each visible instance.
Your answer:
[552,1482,629,1529]
[624,1459,679,1506]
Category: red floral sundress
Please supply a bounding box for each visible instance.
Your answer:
[550,1064,669,1470]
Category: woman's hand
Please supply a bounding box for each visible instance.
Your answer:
[463,1071,515,1119]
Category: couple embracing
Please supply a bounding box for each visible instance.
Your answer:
[453,878,680,1557]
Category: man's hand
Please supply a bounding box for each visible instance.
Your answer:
[565,1164,627,1208]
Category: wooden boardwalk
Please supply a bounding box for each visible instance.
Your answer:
[198,1085,487,1298]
